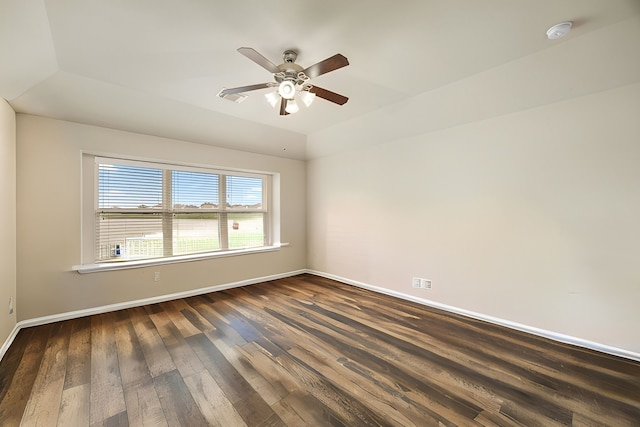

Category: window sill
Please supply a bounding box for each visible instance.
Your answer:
[73,243,288,274]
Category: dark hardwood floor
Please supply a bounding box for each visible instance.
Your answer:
[0,274,638,426]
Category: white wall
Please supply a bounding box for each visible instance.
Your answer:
[16,115,306,321]
[307,18,640,354]
[0,99,17,347]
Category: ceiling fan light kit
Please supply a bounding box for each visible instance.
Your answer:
[218,47,349,116]
[278,80,296,99]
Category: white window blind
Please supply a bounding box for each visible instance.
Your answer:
[95,158,268,262]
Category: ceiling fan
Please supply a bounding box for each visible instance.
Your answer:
[218,47,349,115]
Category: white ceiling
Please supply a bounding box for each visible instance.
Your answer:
[2,0,639,159]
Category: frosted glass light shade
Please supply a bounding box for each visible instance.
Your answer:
[278,81,296,99]
[285,99,299,114]
[265,91,279,107]
[299,90,316,107]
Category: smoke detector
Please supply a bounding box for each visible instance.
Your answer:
[547,22,572,40]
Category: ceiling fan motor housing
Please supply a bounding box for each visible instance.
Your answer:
[274,51,307,86]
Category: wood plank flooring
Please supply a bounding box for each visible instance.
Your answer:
[1,274,639,426]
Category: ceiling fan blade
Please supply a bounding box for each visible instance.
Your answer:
[219,83,272,96]
[309,86,349,105]
[302,54,349,79]
[279,98,289,115]
[237,47,280,74]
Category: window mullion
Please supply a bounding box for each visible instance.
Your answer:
[162,169,173,257]
[219,174,228,249]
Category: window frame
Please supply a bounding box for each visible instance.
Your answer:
[77,153,280,273]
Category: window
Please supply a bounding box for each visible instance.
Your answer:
[91,156,271,263]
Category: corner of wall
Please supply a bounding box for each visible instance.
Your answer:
[0,99,17,356]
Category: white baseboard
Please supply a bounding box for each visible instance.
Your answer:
[0,269,306,362]
[3,268,638,364]
[306,270,640,363]
[0,324,21,363]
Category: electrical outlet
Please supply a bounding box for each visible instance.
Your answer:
[412,277,432,290]
[154,272,160,282]
[9,296,14,315]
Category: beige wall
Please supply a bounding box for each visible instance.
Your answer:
[307,19,640,354]
[9,15,640,359]
[16,115,306,321]
[0,99,17,346]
